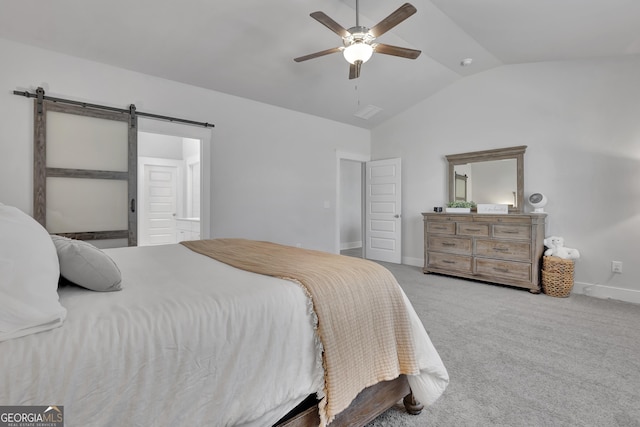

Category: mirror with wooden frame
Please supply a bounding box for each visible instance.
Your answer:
[446,146,526,213]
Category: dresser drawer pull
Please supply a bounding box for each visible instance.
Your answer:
[493,247,510,252]
[442,242,456,246]
[465,228,482,232]
[502,230,519,234]
[493,267,509,273]
[442,260,456,264]
[434,226,448,230]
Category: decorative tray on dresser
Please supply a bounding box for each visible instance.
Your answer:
[422,212,547,292]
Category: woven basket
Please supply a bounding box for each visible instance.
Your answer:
[541,256,575,298]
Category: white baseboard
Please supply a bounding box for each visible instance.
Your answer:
[402,256,423,268]
[340,241,362,250]
[572,281,640,305]
[394,261,639,305]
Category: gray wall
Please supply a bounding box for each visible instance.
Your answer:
[372,56,640,303]
[2,36,638,303]
[0,38,370,253]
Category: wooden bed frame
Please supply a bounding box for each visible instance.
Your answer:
[275,375,423,426]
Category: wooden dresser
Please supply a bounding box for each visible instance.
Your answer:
[422,212,547,292]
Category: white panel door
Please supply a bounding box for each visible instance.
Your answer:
[365,158,402,263]
[140,163,179,246]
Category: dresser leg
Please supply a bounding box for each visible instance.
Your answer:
[529,288,541,294]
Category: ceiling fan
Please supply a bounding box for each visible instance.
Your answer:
[294,1,422,79]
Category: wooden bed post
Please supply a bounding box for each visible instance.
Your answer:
[403,391,424,415]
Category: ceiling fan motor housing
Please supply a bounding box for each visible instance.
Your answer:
[343,26,373,45]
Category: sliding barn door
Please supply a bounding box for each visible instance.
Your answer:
[33,98,137,246]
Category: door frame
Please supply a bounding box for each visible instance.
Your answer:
[185,154,201,219]
[335,151,370,255]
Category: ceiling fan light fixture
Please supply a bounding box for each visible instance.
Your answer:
[294,2,420,79]
[343,42,373,64]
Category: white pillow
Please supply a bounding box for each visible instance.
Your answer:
[51,235,122,292]
[0,203,67,342]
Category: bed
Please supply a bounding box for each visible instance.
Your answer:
[0,203,449,426]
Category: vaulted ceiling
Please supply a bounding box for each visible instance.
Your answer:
[1,0,639,129]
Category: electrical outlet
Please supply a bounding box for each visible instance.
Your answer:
[611,261,623,274]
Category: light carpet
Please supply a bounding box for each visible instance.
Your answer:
[365,262,640,427]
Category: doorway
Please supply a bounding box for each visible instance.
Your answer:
[336,151,369,257]
[137,118,212,244]
[339,159,364,258]
[336,153,403,263]
[137,132,201,246]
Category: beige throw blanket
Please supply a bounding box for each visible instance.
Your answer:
[181,239,419,426]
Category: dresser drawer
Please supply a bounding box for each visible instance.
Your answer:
[426,215,461,223]
[428,236,471,255]
[427,252,472,273]
[492,224,531,240]
[475,240,530,261]
[475,259,531,282]
[426,222,456,235]
[473,215,531,224]
[457,222,489,237]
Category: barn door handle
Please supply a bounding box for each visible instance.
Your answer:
[130,198,136,213]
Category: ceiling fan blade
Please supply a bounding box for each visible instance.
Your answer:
[349,61,362,80]
[369,3,417,38]
[374,43,421,59]
[294,47,342,62]
[310,11,350,38]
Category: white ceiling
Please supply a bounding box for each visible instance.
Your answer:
[1,0,639,129]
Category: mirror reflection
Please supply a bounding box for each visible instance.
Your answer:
[446,146,526,213]
[453,159,518,206]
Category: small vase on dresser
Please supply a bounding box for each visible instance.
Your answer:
[422,212,546,293]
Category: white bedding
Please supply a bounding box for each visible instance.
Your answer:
[0,243,448,426]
